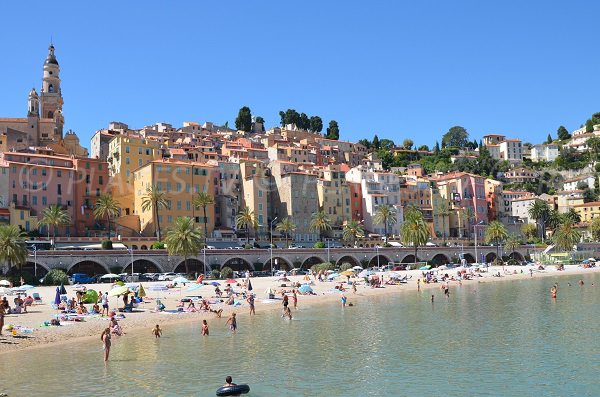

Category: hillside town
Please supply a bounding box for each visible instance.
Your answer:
[1,44,599,257]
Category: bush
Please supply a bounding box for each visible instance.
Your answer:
[313,241,326,248]
[383,243,392,248]
[151,242,165,249]
[210,269,220,279]
[311,262,336,273]
[244,244,253,249]
[43,269,69,286]
[339,262,353,272]
[493,258,504,267]
[101,240,113,250]
[220,266,233,279]
[596,163,600,173]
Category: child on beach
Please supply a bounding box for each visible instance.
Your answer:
[292,290,298,310]
[152,324,162,338]
[101,327,111,362]
[341,294,347,308]
[225,313,237,333]
[201,319,209,336]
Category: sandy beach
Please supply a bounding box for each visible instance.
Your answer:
[1,264,598,355]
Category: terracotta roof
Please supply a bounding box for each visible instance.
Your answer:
[573,202,600,207]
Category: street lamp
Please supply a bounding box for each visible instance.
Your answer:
[327,238,331,264]
[270,217,278,275]
[473,220,486,267]
[376,245,380,269]
[203,247,206,276]
[128,247,134,277]
[32,245,37,278]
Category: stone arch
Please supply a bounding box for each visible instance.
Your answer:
[174,258,205,275]
[131,245,139,250]
[336,255,360,268]
[301,256,325,269]
[485,252,497,263]
[431,253,449,267]
[507,251,524,262]
[369,254,391,267]
[122,258,163,274]
[68,260,110,276]
[141,245,148,250]
[264,257,293,272]
[463,253,475,264]
[5,261,50,280]
[222,257,253,272]
[400,254,419,264]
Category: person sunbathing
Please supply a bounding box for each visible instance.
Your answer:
[110,317,123,336]
[91,303,101,314]
[76,302,88,315]
[200,299,210,311]
[225,295,235,305]
[209,307,223,318]
[186,301,198,312]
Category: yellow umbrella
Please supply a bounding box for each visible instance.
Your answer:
[107,286,130,297]
[340,270,355,277]
[138,284,146,298]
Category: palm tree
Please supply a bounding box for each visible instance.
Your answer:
[401,209,430,264]
[38,205,71,242]
[141,185,169,241]
[309,210,332,242]
[165,217,202,275]
[485,220,508,258]
[460,207,475,239]
[373,204,398,244]
[275,217,296,248]
[562,208,581,225]
[547,209,562,231]
[528,200,550,241]
[343,219,365,248]
[589,217,600,241]
[193,192,214,248]
[553,221,581,252]
[434,200,451,244]
[504,234,521,261]
[93,194,121,239]
[236,206,258,245]
[0,225,28,276]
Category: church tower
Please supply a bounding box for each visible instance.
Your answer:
[27,88,39,117]
[39,44,64,132]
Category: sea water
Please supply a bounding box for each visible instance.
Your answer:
[1,273,599,396]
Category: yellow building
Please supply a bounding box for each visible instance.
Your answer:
[9,202,38,233]
[317,164,350,228]
[133,159,219,238]
[573,201,600,223]
[107,134,163,216]
[239,159,270,230]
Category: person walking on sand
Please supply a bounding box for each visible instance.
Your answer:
[247,294,255,315]
[152,324,162,338]
[201,319,209,336]
[101,327,111,362]
[225,313,237,333]
[101,291,109,316]
[352,283,357,294]
[0,304,5,336]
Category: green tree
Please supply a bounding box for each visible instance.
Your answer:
[236,206,258,245]
[460,207,475,239]
[0,225,27,276]
[284,109,300,127]
[562,208,581,225]
[521,223,537,241]
[279,111,286,126]
[309,116,323,133]
[547,133,553,144]
[586,136,600,160]
[373,204,397,244]
[309,210,332,242]
[557,126,570,141]
[193,191,214,248]
[442,126,469,148]
[342,219,365,247]
[418,144,429,151]
[401,208,430,264]
[485,220,508,257]
[93,194,120,239]
[357,138,370,149]
[299,112,310,130]
[583,188,597,203]
[504,234,521,261]
[254,116,265,131]
[275,217,296,248]
[586,119,594,133]
[372,135,380,150]
[141,185,169,242]
[165,217,202,275]
[434,141,440,153]
[38,204,71,241]
[235,106,252,132]
[326,120,340,140]
[528,200,550,241]
[403,139,414,150]
[553,221,581,252]
[434,200,451,243]
[589,217,600,241]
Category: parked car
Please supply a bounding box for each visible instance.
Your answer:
[288,244,300,249]
[158,272,177,281]
[140,273,155,281]
[289,268,309,276]
[70,273,95,284]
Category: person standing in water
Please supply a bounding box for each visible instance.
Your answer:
[247,294,255,315]
[225,313,237,333]
[201,319,209,336]
[152,324,162,338]
[550,285,557,299]
[341,294,347,308]
[101,327,111,362]
[292,289,298,310]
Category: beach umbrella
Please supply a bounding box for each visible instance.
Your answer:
[226,278,237,284]
[125,283,139,289]
[60,284,67,295]
[340,270,355,277]
[115,281,125,286]
[209,281,220,286]
[0,287,12,295]
[419,265,431,270]
[147,283,168,299]
[108,286,130,297]
[352,266,363,271]
[0,280,11,287]
[247,279,253,291]
[327,273,340,280]
[173,276,190,284]
[138,284,146,298]
[53,287,61,306]
[298,284,312,294]
[187,284,203,291]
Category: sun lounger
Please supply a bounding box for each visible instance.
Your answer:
[32,292,43,304]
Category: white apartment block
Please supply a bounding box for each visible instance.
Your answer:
[530,144,559,162]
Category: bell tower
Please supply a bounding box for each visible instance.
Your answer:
[39,43,64,123]
[27,88,39,117]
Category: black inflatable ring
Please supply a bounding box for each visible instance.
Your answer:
[216,384,250,396]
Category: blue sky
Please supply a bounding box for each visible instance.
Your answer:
[1,1,599,150]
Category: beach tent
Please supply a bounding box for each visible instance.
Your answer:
[82,290,98,304]
[298,284,313,294]
[0,287,12,295]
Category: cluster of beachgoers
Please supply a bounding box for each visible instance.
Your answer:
[0,262,598,357]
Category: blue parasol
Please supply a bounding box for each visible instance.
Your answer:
[298,284,313,293]
[54,287,61,306]
[247,279,253,291]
